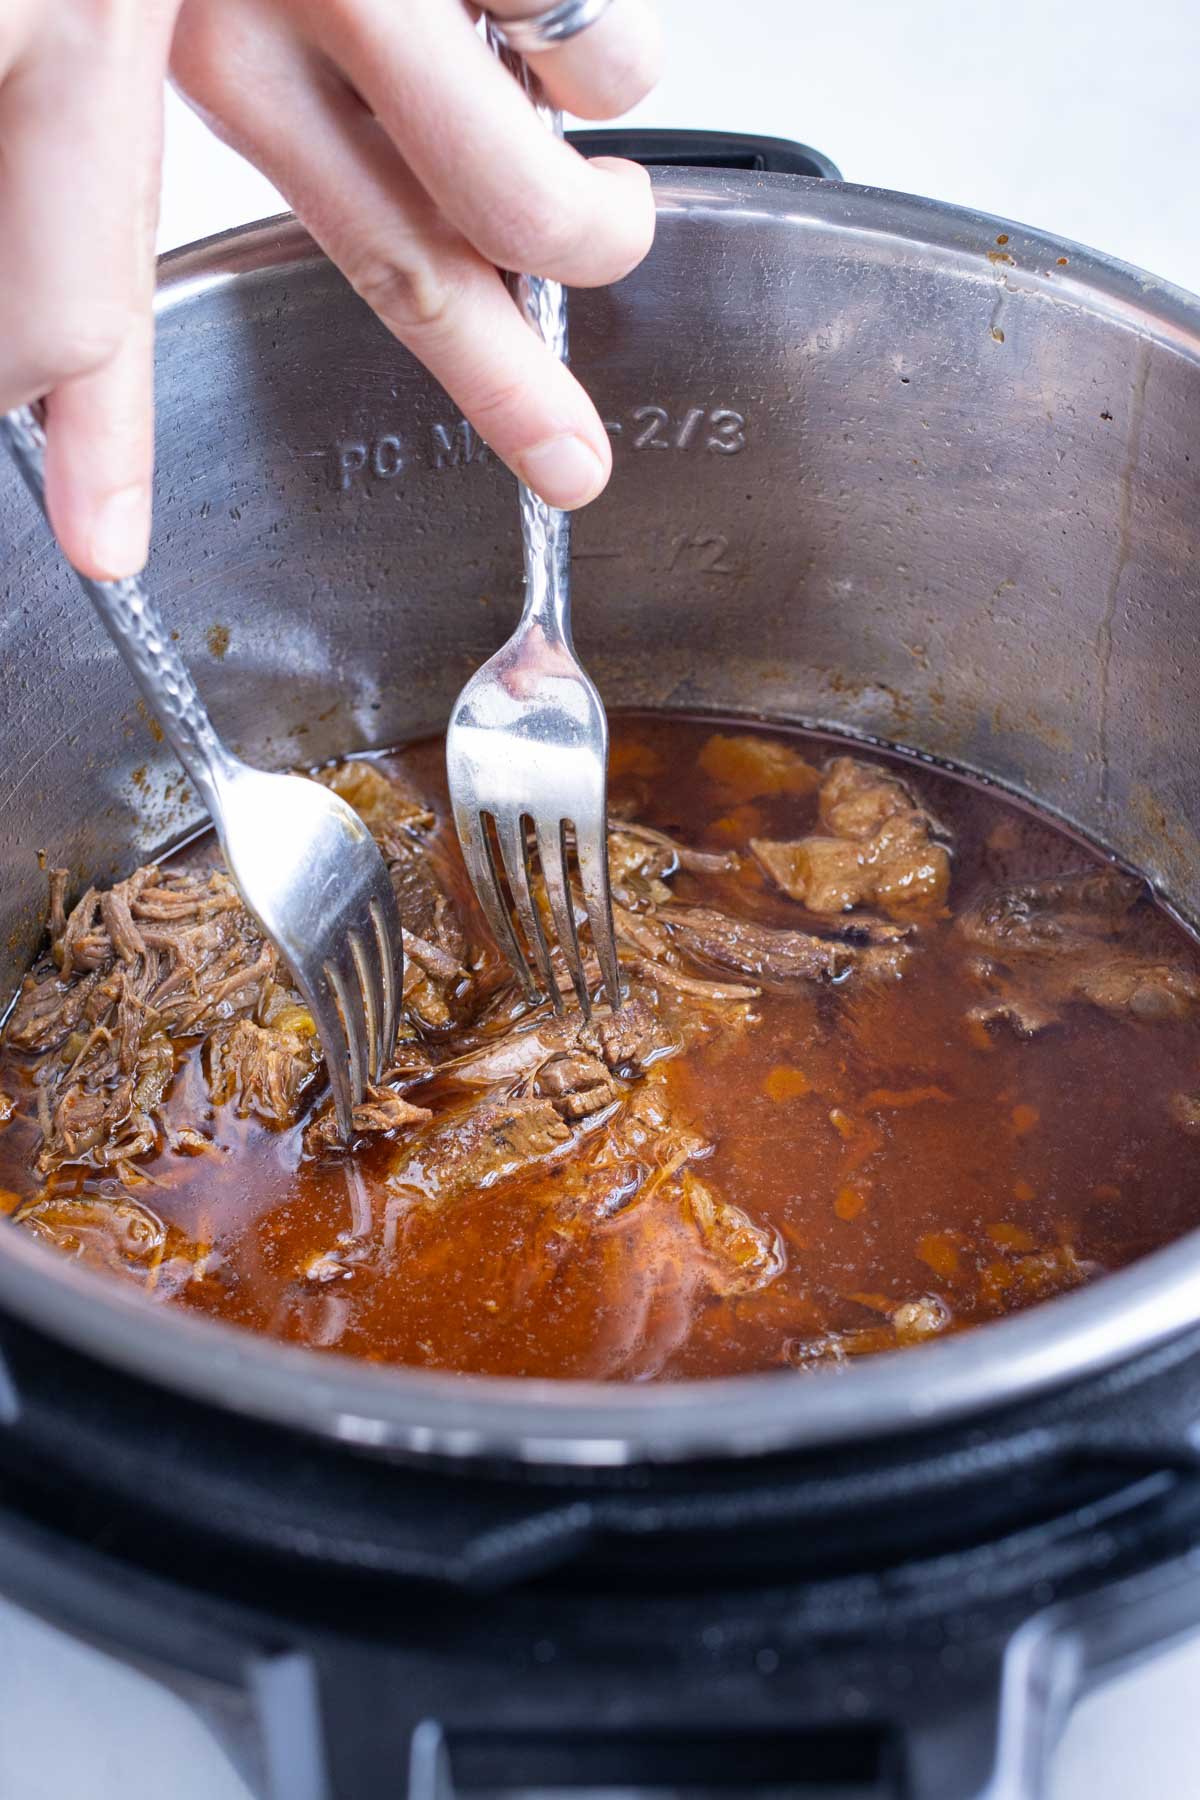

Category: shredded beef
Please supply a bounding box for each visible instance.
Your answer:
[697,733,821,799]
[439,1020,575,1089]
[607,829,675,909]
[319,760,468,1029]
[388,1098,573,1203]
[316,762,434,841]
[7,862,305,1170]
[404,930,464,986]
[661,906,911,984]
[1,749,904,1301]
[607,822,737,910]
[683,1175,785,1295]
[16,1193,167,1281]
[625,960,760,1002]
[207,1011,323,1124]
[305,1085,433,1153]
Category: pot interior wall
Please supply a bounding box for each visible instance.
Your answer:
[3,177,1199,1002]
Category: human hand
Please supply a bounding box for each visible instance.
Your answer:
[172,0,662,512]
[0,1,180,580]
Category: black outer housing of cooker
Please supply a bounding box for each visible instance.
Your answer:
[3,131,1200,1798]
[5,1305,1200,1800]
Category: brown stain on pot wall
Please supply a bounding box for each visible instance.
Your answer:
[207,624,231,659]
[989,701,1072,756]
[1130,784,1200,913]
[135,701,164,745]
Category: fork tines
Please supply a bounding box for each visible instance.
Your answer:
[455,806,621,1018]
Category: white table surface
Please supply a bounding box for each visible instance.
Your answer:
[7,0,1200,1793]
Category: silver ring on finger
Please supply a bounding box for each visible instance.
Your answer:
[484,0,616,54]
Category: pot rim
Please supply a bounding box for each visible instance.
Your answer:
[5,170,1200,1467]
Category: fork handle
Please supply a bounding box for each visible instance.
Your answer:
[2,404,235,818]
[486,33,573,647]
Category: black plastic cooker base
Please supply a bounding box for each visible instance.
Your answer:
[3,1303,1200,1799]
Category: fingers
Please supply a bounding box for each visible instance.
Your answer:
[295,0,655,288]
[172,8,612,508]
[0,6,171,577]
[43,316,157,582]
[483,0,664,121]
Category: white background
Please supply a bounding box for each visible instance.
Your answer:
[160,0,1200,296]
[5,0,1200,1794]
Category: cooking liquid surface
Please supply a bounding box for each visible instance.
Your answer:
[3,714,1200,1380]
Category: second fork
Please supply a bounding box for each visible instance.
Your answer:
[446,37,622,1019]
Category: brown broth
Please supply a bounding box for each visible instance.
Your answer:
[3,713,1200,1381]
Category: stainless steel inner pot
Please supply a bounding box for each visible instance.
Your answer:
[2,172,1200,1466]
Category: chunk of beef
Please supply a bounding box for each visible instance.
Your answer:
[958,870,1199,1033]
[891,1295,952,1343]
[388,1098,573,1203]
[0,1091,13,1128]
[305,1085,433,1153]
[820,758,921,839]
[207,1009,323,1124]
[958,870,1142,955]
[551,1076,783,1304]
[440,1019,575,1089]
[440,1000,671,1116]
[580,996,677,1075]
[1071,957,1200,1021]
[752,756,950,917]
[683,1174,785,1295]
[553,1070,709,1222]
[16,1193,167,1282]
[536,1052,620,1120]
[698,733,821,799]
[968,956,1200,1033]
[662,906,911,984]
[316,761,434,844]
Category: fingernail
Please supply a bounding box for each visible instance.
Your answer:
[516,435,606,509]
[89,485,150,579]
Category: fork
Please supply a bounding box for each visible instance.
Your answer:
[445,41,622,1018]
[2,404,402,1139]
